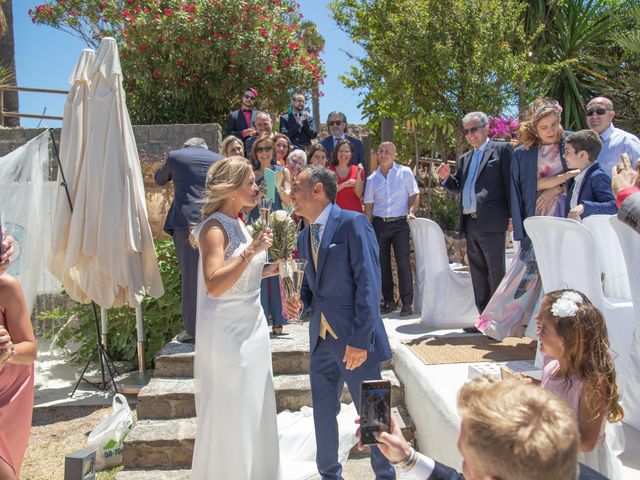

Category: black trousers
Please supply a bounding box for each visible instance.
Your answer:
[373,218,413,308]
[463,217,506,312]
[173,228,199,337]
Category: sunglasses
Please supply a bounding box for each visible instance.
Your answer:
[243,94,256,100]
[328,120,343,126]
[255,146,273,154]
[586,107,609,117]
[463,126,481,136]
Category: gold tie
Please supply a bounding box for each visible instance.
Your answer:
[311,228,338,340]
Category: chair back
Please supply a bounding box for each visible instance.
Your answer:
[524,216,605,306]
[583,215,631,300]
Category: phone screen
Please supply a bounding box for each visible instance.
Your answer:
[360,380,391,445]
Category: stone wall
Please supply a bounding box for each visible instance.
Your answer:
[0,123,222,239]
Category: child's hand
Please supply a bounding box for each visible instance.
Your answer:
[568,204,585,221]
[519,371,534,384]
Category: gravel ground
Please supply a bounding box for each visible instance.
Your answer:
[21,405,136,480]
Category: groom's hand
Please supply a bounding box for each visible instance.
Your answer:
[284,297,302,318]
[343,345,367,370]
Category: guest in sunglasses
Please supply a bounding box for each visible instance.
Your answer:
[585,96,640,178]
[320,111,365,168]
[227,87,259,151]
[437,111,513,332]
[248,134,291,336]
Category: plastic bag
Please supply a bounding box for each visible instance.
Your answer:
[87,393,135,470]
[476,243,542,340]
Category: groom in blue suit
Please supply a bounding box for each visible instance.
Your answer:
[285,166,395,480]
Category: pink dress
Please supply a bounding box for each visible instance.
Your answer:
[541,358,624,479]
[536,144,567,217]
[0,307,34,477]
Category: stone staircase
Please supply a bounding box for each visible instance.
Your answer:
[117,324,415,479]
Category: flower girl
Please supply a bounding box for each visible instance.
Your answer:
[536,289,624,479]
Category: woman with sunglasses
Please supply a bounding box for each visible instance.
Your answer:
[329,139,365,212]
[248,134,291,335]
[478,98,580,340]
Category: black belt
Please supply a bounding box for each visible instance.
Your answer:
[463,212,477,219]
[373,215,406,222]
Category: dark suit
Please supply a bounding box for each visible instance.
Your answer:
[320,135,365,166]
[429,460,607,479]
[442,140,513,312]
[279,111,317,149]
[226,109,257,150]
[297,203,394,480]
[511,137,569,243]
[565,162,617,218]
[155,146,223,337]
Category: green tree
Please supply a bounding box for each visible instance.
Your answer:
[30,1,325,125]
[299,20,325,129]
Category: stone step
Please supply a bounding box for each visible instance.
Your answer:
[137,370,402,420]
[154,324,390,378]
[123,407,414,470]
[116,469,191,480]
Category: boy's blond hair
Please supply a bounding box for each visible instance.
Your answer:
[458,377,578,480]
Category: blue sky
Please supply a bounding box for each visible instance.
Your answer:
[13,1,365,128]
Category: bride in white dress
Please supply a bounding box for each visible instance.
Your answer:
[190,157,281,480]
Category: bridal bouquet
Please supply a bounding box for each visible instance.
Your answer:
[250,209,297,261]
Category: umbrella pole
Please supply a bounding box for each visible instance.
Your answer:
[135,304,145,374]
[100,307,108,350]
[50,129,119,395]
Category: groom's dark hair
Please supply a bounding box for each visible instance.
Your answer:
[305,166,338,203]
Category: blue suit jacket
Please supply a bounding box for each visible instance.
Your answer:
[320,135,365,166]
[154,146,224,234]
[511,136,569,241]
[279,111,318,148]
[565,162,617,218]
[297,203,391,361]
[430,460,606,479]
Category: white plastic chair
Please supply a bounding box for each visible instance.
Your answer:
[409,218,478,328]
[583,215,631,300]
[524,217,635,385]
[610,216,640,430]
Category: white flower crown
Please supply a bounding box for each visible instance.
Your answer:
[551,291,583,318]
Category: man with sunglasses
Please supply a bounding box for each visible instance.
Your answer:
[585,96,640,178]
[320,111,365,167]
[226,87,259,150]
[437,112,513,333]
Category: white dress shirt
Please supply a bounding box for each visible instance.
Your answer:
[397,453,435,479]
[363,162,420,218]
[597,124,640,178]
[569,164,594,209]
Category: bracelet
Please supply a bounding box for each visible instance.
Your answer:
[390,444,416,470]
[1,345,15,365]
[239,252,250,264]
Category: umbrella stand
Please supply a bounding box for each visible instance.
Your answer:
[49,129,120,395]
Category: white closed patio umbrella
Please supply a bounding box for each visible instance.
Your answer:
[54,38,164,384]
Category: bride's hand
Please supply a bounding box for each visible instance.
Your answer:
[250,228,273,254]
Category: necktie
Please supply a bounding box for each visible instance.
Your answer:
[311,223,321,252]
[462,150,482,214]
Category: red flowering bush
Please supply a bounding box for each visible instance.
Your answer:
[29,0,325,124]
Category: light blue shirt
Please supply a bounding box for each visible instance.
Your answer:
[597,124,640,178]
[462,138,489,214]
[364,162,420,217]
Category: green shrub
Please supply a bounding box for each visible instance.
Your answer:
[41,239,183,369]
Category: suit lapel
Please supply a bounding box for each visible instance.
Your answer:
[316,204,340,283]
[461,150,474,181]
[476,141,495,177]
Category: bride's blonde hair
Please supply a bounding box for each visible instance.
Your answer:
[201,156,252,219]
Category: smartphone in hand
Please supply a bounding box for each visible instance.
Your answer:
[359,379,391,445]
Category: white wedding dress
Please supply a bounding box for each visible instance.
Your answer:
[191,212,281,480]
[191,212,359,480]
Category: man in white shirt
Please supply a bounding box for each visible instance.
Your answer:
[361,376,606,480]
[364,142,419,316]
[586,96,640,177]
